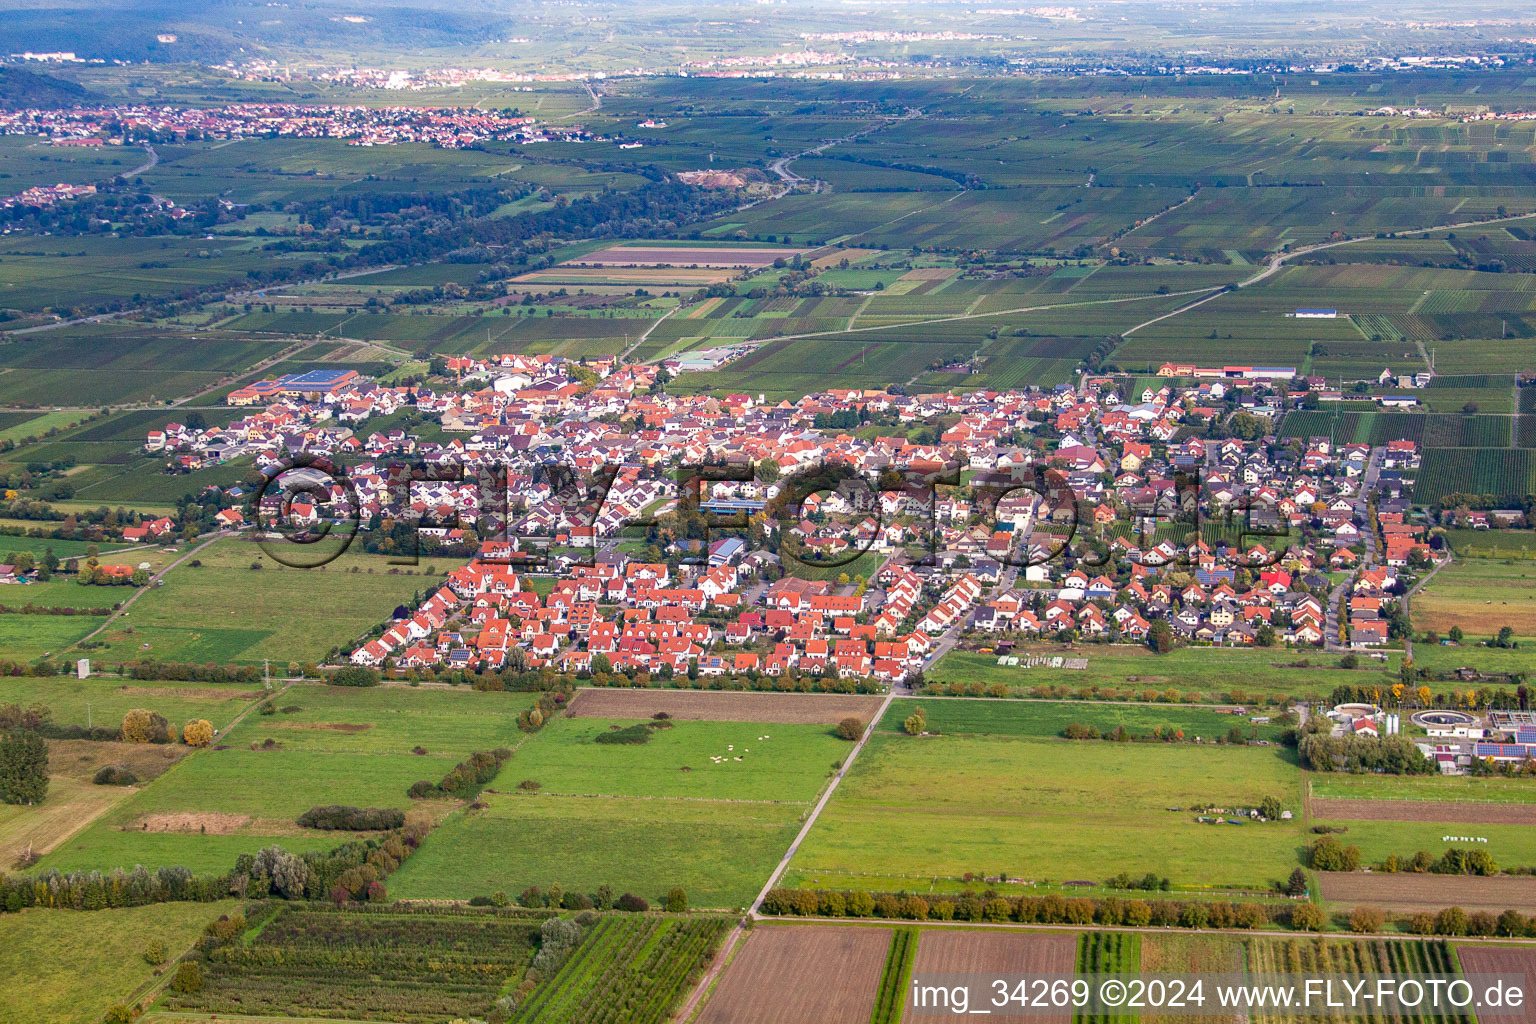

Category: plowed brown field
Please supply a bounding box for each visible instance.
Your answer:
[907,930,1077,1024]
[1457,947,1536,1024]
[698,924,891,1023]
[1319,872,1536,912]
[1311,797,1536,826]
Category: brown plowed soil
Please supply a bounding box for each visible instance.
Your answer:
[698,924,891,1023]
[907,930,1077,1024]
[1319,872,1536,912]
[1311,797,1536,825]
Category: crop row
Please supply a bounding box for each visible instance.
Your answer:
[164,904,539,1024]
[1243,937,1471,1024]
[1413,448,1535,505]
[871,928,917,1024]
[1075,931,1140,1024]
[511,915,729,1024]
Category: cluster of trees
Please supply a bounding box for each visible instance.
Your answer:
[511,882,652,914]
[74,565,149,587]
[1059,722,1261,746]
[577,668,885,696]
[408,747,512,800]
[762,885,1534,937]
[0,828,423,914]
[594,722,663,745]
[1378,847,1498,876]
[515,689,568,733]
[1297,732,1433,774]
[0,728,48,805]
[1308,835,1363,872]
[330,666,380,687]
[127,661,266,683]
[835,717,864,741]
[120,708,172,744]
[1310,837,1500,878]
[296,805,407,831]
[762,887,1287,929]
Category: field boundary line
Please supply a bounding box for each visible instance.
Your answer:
[744,915,1536,942]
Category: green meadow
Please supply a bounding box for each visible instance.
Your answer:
[879,697,1288,743]
[786,734,1308,890]
[390,716,847,908]
[0,900,239,1024]
[81,537,434,664]
[37,683,537,875]
[0,676,264,731]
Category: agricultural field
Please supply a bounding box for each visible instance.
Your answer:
[0,325,283,406]
[698,924,893,1024]
[390,714,847,908]
[926,647,1399,703]
[905,930,1078,1024]
[76,537,435,665]
[37,682,537,876]
[1309,798,1536,825]
[0,900,240,1024]
[162,904,543,1023]
[1413,449,1536,506]
[784,730,1308,891]
[1412,558,1536,639]
[1318,873,1536,914]
[510,915,730,1024]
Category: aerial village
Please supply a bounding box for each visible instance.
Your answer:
[116,352,1468,706]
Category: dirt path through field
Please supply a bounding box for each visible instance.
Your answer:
[675,686,897,1021]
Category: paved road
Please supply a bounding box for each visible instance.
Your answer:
[126,143,158,178]
[769,109,921,191]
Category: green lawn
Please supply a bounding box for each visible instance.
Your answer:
[786,734,1308,891]
[506,717,847,802]
[390,793,800,910]
[1310,775,1536,804]
[1306,818,1536,869]
[1413,557,1536,641]
[0,900,238,1024]
[0,613,108,662]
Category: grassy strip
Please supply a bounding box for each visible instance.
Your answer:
[871,927,918,1024]
[1074,931,1141,1024]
